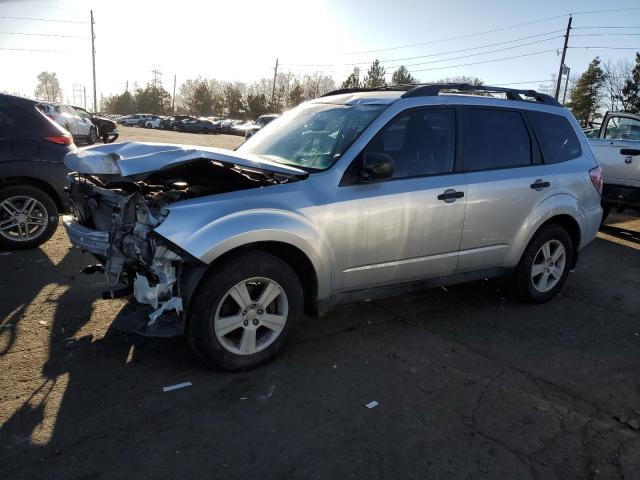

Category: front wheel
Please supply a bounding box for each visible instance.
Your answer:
[186,250,303,370]
[0,185,58,250]
[512,224,573,303]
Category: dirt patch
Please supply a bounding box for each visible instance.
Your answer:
[116,125,245,149]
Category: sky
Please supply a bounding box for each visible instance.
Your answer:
[1,0,639,109]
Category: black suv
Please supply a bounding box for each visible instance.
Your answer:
[0,93,75,250]
[160,115,194,130]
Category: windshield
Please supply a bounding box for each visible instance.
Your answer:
[238,102,387,171]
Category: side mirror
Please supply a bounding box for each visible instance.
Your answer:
[359,152,393,181]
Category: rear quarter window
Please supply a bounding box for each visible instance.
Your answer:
[528,111,582,164]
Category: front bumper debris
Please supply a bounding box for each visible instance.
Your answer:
[62,215,109,256]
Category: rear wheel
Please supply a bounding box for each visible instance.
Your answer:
[187,250,303,370]
[0,185,58,250]
[512,224,573,303]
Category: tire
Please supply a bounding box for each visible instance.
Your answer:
[0,185,59,250]
[600,202,612,226]
[172,125,178,131]
[87,126,97,145]
[186,250,303,370]
[512,224,574,303]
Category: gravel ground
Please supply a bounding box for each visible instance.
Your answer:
[115,124,245,149]
[1,128,639,479]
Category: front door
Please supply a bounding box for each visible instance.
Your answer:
[590,114,640,188]
[328,107,467,292]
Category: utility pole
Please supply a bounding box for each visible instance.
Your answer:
[83,85,87,108]
[90,10,97,111]
[271,58,279,106]
[562,65,571,104]
[172,74,176,113]
[554,15,572,100]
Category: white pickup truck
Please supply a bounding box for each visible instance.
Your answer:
[588,111,640,220]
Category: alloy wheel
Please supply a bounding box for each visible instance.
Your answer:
[0,196,49,242]
[214,277,288,355]
[531,239,566,293]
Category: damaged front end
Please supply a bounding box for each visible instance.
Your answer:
[62,142,307,337]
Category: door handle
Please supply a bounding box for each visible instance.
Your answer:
[530,180,551,190]
[437,189,464,202]
[620,149,640,156]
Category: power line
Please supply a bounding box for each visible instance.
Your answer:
[283,30,564,67]
[0,47,72,52]
[573,26,640,29]
[0,15,87,24]
[572,33,640,37]
[0,31,82,38]
[568,46,640,50]
[410,49,558,73]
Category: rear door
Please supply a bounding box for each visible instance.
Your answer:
[590,114,640,188]
[457,107,554,272]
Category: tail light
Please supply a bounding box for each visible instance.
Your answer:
[44,134,74,146]
[589,165,603,195]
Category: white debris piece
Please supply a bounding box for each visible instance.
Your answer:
[366,401,379,409]
[163,381,192,392]
[148,296,183,325]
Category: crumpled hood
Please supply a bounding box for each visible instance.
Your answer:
[63,141,308,178]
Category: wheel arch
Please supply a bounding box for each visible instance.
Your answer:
[521,214,581,269]
[0,176,64,213]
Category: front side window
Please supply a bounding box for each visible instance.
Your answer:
[360,108,455,179]
[463,108,531,171]
[238,102,387,171]
[528,111,581,164]
[604,116,640,141]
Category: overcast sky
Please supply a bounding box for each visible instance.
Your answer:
[1,0,639,108]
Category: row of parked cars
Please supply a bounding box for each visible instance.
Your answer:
[2,85,639,370]
[117,113,278,137]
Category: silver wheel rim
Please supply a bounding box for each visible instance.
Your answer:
[214,277,288,356]
[531,239,566,293]
[0,196,49,242]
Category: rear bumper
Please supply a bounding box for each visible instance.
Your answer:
[62,215,109,256]
[602,184,640,208]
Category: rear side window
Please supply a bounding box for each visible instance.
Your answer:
[528,111,581,163]
[463,108,531,171]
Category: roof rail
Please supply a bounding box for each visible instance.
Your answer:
[320,85,412,97]
[400,83,562,107]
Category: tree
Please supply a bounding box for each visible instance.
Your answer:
[301,73,336,98]
[179,78,215,116]
[435,76,483,85]
[246,92,269,119]
[223,82,246,118]
[391,66,416,85]
[567,57,605,126]
[363,59,386,88]
[102,90,136,115]
[621,52,640,113]
[287,80,305,108]
[341,73,361,89]
[135,83,171,114]
[34,71,62,102]
[602,58,634,111]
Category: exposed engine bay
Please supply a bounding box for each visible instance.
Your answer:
[64,157,295,336]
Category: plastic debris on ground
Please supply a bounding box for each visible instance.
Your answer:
[162,381,192,392]
[366,400,379,409]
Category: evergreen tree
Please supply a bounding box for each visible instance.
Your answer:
[567,57,605,126]
[391,66,416,85]
[288,81,305,107]
[621,52,640,113]
[363,60,386,88]
[341,73,361,89]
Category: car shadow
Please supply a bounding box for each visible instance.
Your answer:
[600,224,640,245]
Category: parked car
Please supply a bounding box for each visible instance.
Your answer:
[160,115,193,130]
[144,116,164,129]
[175,117,216,133]
[1,93,75,250]
[62,83,602,369]
[588,110,640,219]
[37,102,98,144]
[583,128,599,139]
[218,119,240,133]
[71,105,119,143]
[118,114,147,127]
[231,120,255,136]
[245,114,279,139]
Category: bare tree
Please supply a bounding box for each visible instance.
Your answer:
[34,72,62,102]
[602,58,633,111]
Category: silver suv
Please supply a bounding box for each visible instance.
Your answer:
[62,84,603,369]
